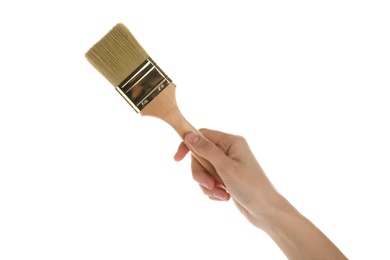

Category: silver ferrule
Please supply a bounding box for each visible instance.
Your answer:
[116,58,171,113]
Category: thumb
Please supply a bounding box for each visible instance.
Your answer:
[184,132,230,172]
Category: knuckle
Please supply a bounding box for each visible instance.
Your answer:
[197,139,215,155]
[234,135,248,145]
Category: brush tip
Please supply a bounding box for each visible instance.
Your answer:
[85,23,149,86]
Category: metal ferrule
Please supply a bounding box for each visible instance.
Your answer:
[116,58,171,113]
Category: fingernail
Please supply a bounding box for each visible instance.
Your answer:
[185,132,200,144]
[214,190,227,200]
[201,181,210,190]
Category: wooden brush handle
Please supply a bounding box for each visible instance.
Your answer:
[141,83,224,185]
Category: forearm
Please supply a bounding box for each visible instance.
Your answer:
[261,195,347,260]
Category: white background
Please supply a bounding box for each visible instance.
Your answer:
[0,0,389,259]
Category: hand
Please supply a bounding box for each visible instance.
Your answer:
[174,128,280,229]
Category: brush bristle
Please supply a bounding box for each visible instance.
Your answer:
[85,23,149,86]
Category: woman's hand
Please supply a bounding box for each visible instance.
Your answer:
[174,128,279,229]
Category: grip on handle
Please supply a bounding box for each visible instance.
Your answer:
[140,82,224,186]
[183,130,224,185]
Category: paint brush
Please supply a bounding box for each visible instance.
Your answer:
[85,23,223,185]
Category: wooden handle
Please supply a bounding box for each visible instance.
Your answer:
[141,83,224,185]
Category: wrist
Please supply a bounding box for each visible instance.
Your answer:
[252,190,298,232]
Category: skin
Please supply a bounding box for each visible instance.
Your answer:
[174,128,347,260]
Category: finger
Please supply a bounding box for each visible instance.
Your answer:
[210,188,230,201]
[185,132,231,173]
[191,155,216,190]
[199,184,230,201]
[173,141,190,162]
